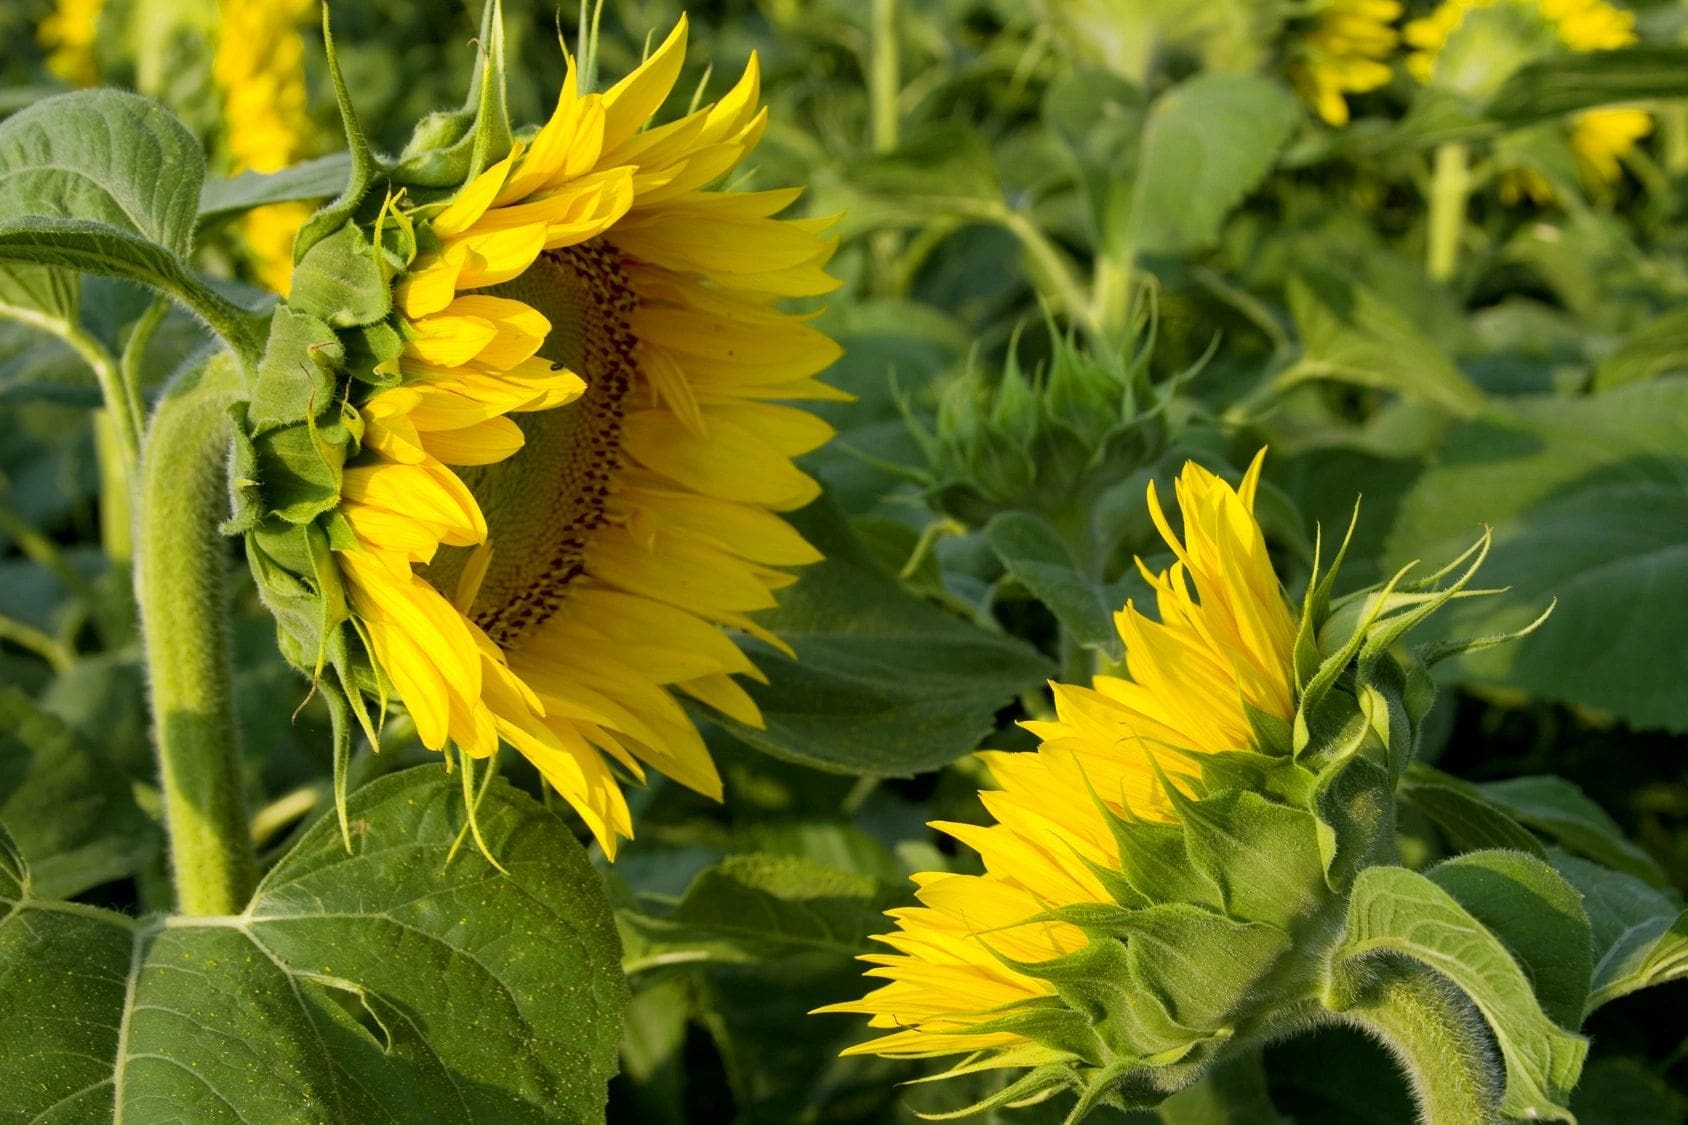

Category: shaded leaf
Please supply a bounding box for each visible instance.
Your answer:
[1386,379,1688,731]
[720,496,1052,776]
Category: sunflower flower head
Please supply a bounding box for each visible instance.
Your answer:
[818,451,1532,1118]
[232,11,841,858]
[212,0,319,294]
[37,0,104,88]
[1288,0,1402,127]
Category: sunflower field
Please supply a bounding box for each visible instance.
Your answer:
[2,0,1686,1122]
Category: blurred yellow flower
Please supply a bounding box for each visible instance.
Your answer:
[333,18,841,857]
[820,452,1297,1060]
[37,0,103,87]
[1290,0,1403,127]
[213,0,317,293]
[1407,0,1647,195]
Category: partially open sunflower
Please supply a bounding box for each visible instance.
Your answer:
[241,15,842,855]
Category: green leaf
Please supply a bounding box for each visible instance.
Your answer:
[1487,46,1688,124]
[1401,764,1548,860]
[1476,775,1667,888]
[1126,73,1298,256]
[1338,865,1588,1121]
[1282,273,1486,416]
[198,155,352,222]
[1552,853,1688,1012]
[0,767,628,1122]
[1428,851,1592,1029]
[0,685,157,900]
[674,854,897,956]
[718,495,1052,776]
[0,824,139,1123]
[1593,307,1688,391]
[1386,379,1688,731]
[0,89,202,257]
[985,511,1122,657]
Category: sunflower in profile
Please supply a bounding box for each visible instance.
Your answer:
[1406,0,1650,198]
[819,452,1297,1062]
[289,17,840,856]
[213,0,318,293]
[1288,0,1403,127]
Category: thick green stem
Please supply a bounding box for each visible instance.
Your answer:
[1426,142,1471,284]
[1327,961,1502,1124]
[136,351,257,916]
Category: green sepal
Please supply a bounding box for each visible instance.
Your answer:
[1099,803,1223,910]
[1170,789,1327,931]
[342,320,405,389]
[910,1063,1075,1122]
[391,0,513,190]
[1109,905,1292,1035]
[285,222,391,328]
[1192,750,1315,809]
[1292,503,1359,695]
[249,305,343,431]
[950,1001,1107,1067]
[293,5,378,259]
[247,517,350,676]
[245,421,347,525]
[996,934,1207,1059]
[1312,754,1394,893]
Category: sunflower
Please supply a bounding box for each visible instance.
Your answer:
[327,17,841,857]
[1288,0,1403,127]
[1405,0,1648,196]
[37,0,103,87]
[213,0,318,293]
[818,451,1297,1060]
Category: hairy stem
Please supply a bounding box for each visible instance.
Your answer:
[1327,960,1502,1124]
[136,350,257,915]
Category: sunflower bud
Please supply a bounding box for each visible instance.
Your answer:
[912,320,1172,530]
[821,451,1568,1120]
[233,11,841,857]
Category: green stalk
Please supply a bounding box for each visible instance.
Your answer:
[1326,961,1502,1124]
[94,411,133,564]
[870,0,899,155]
[1426,142,1471,284]
[135,351,257,916]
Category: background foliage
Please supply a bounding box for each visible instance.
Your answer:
[1,0,1685,1121]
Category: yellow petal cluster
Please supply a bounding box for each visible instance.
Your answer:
[1289,0,1403,127]
[1407,0,1647,194]
[37,0,103,87]
[821,452,1297,1060]
[212,0,317,293]
[336,18,841,857]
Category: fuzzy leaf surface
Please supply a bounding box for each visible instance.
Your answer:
[0,768,627,1123]
[1339,865,1588,1121]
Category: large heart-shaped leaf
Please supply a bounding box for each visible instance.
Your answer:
[1386,379,1688,731]
[0,767,627,1122]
